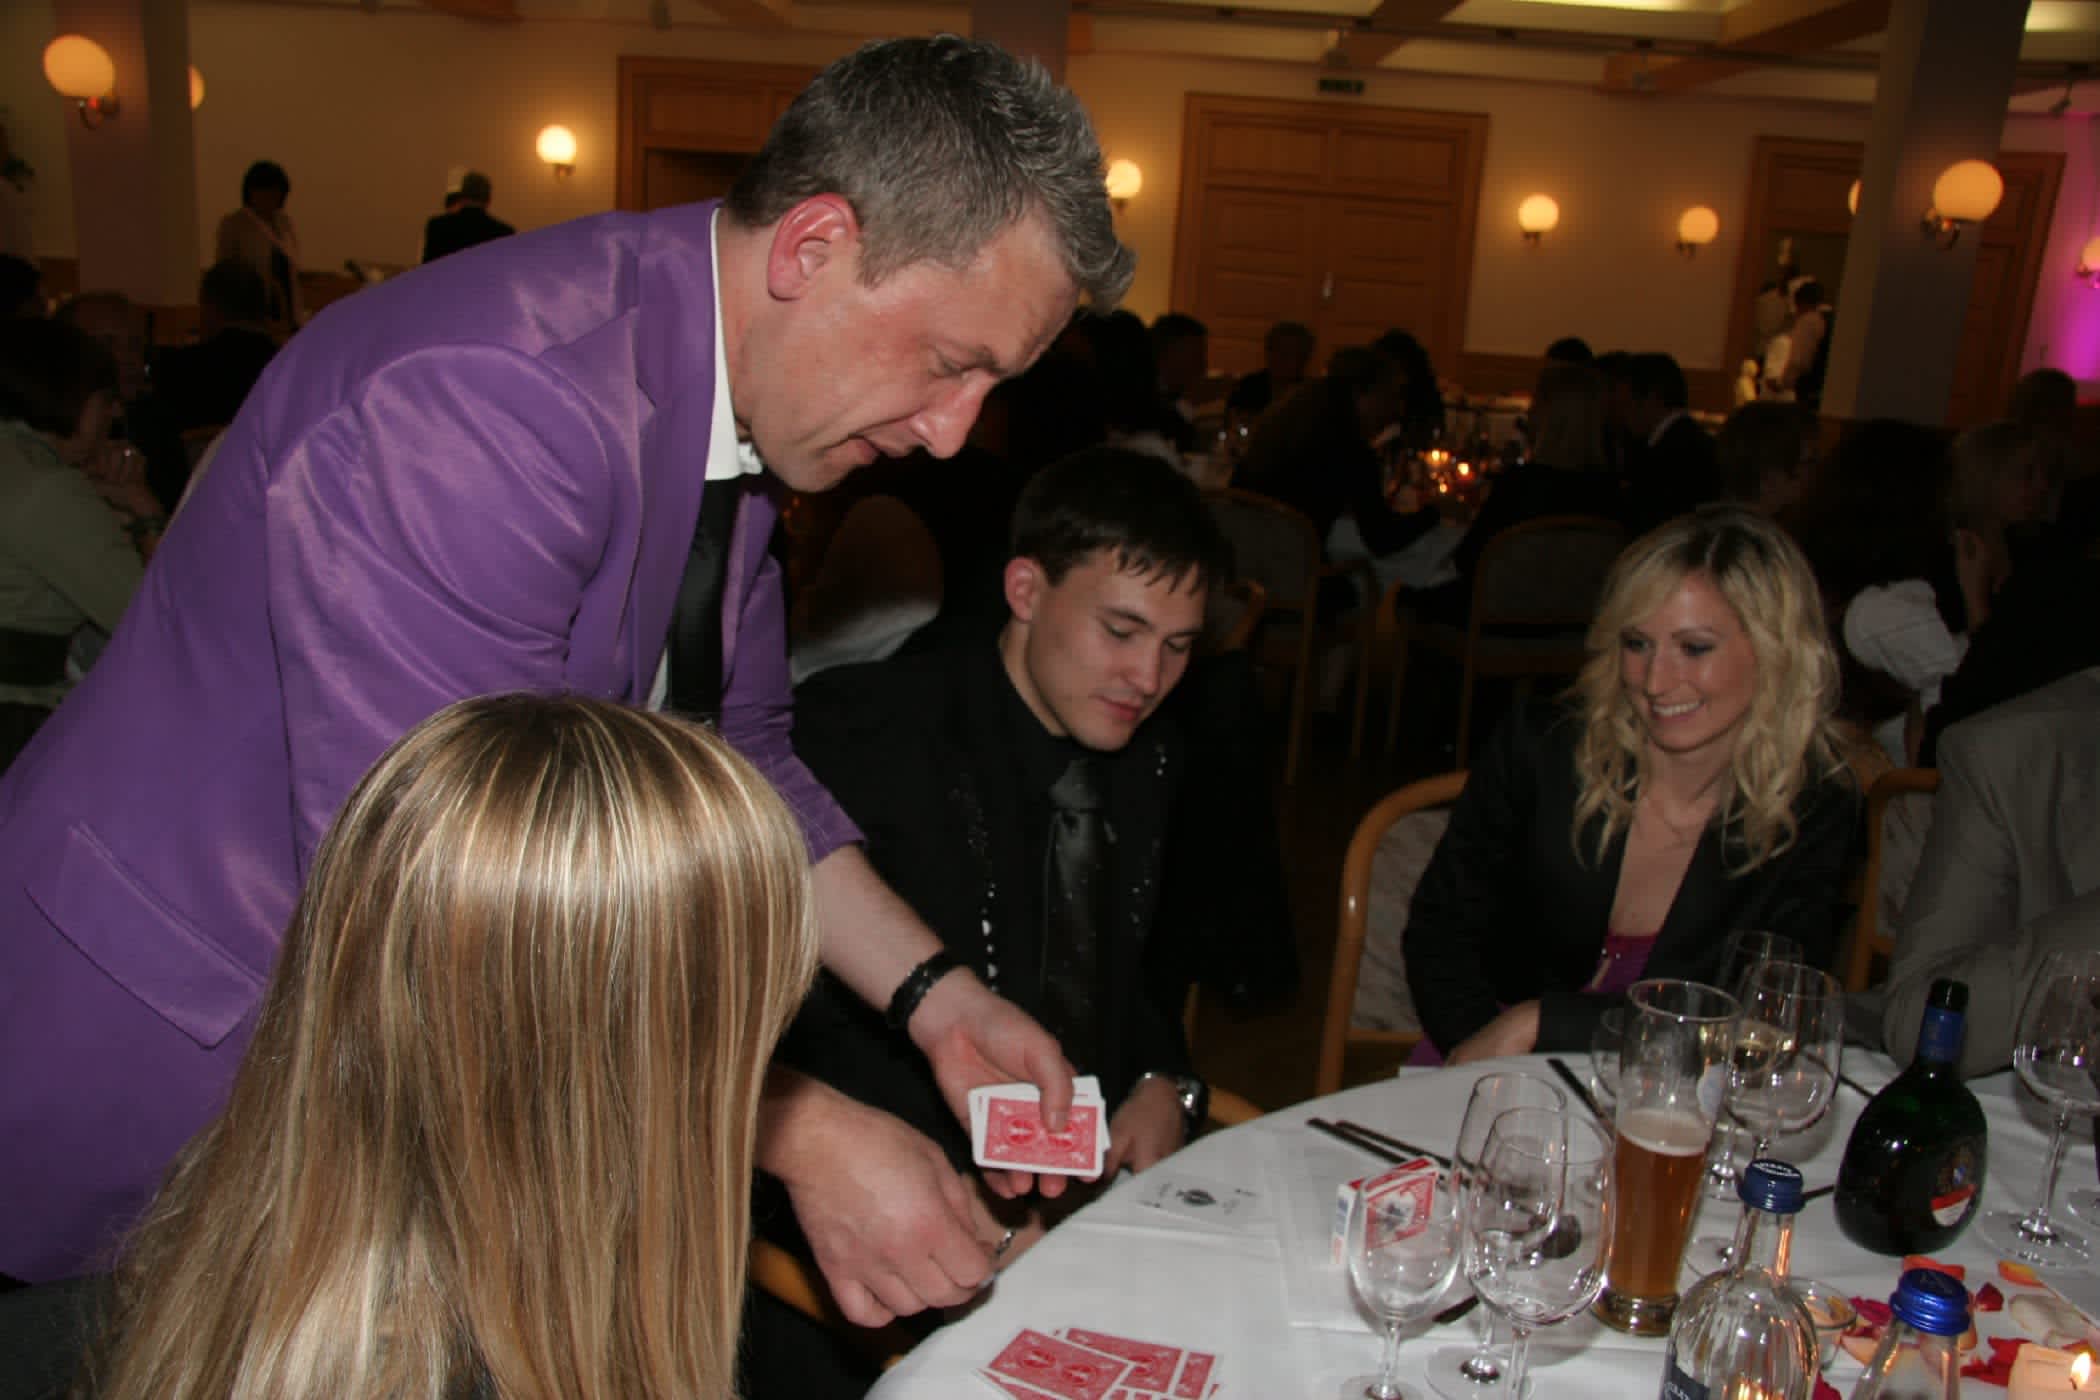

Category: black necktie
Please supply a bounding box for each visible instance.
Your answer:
[665,477,742,724]
[1042,756,1109,1073]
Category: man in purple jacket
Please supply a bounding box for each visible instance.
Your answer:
[0,36,1132,1327]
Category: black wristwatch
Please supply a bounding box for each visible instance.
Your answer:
[1137,1071,1209,1131]
[884,951,962,1032]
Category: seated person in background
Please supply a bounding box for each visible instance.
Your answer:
[1620,351,1720,537]
[1085,309,1185,463]
[1920,548,2100,766]
[1716,400,1809,517]
[0,318,158,770]
[1227,319,1315,421]
[1882,667,2100,1078]
[82,695,819,1399]
[1545,335,1593,365]
[1374,328,1448,452]
[1404,506,1859,1063]
[787,448,1229,1236]
[419,169,515,264]
[1150,311,1210,453]
[150,259,279,439]
[1235,345,1440,608]
[1793,419,1960,763]
[54,291,186,514]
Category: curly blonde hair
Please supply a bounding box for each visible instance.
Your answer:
[88,695,820,1400]
[1571,506,1847,872]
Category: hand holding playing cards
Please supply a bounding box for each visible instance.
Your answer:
[762,1072,1005,1327]
[1103,1074,1187,1178]
[910,967,1077,1199]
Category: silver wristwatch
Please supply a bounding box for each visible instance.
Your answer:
[1137,1070,1209,1130]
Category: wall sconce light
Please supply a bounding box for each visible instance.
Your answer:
[536,124,578,177]
[1517,193,1559,244]
[2076,235,2100,285]
[1922,159,2003,248]
[189,65,205,111]
[1847,179,1860,216]
[1104,158,1143,213]
[43,35,119,128]
[1676,205,1719,255]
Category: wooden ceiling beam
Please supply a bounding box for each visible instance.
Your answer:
[1334,0,1468,70]
[1601,0,1889,95]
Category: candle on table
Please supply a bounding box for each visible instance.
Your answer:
[2009,1345,2093,1396]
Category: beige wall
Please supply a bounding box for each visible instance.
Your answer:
[5,2,2089,389]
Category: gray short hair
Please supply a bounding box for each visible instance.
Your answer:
[727,35,1133,307]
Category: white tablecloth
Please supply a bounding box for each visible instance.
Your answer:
[870,1052,2097,1398]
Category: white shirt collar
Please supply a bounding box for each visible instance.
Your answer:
[708,208,765,481]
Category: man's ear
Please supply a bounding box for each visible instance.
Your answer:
[1004,556,1048,625]
[764,195,860,302]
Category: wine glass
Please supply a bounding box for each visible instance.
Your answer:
[1429,1073,1567,1400]
[1702,931,1803,1200]
[1689,961,1843,1271]
[1981,950,2100,1265]
[1341,1165,1467,1400]
[1462,1106,1616,1400]
[1588,1006,1626,1113]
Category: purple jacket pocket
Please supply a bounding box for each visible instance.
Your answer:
[26,824,266,1049]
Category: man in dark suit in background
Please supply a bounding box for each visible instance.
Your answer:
[152,260,279,439]
[786,448,1230,1236]
[1621,350,1720,536]
[420,170,515,264]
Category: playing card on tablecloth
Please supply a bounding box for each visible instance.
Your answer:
[984,1328,1131,1400]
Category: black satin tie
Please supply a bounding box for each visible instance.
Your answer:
[1042,756,1109,1072]
[665,477,742,724]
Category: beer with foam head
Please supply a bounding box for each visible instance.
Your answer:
[1606,1107,1710,1300]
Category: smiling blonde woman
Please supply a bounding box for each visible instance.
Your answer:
[86,694,819,1400]
[1403,506,1860,1065]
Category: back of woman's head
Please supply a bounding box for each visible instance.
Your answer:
[1947,420,2047,536]
[1793,417,1950,600]
[1572,505,1844,871]
[1526,362,1609,470]
[93,694,819,1400]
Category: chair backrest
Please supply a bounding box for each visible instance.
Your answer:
[1469,514,1627,630]
[1844,765,1940,993]
[1317,770,1468,1095]
[1204,487,1321,614]
[1204,576,1267,654]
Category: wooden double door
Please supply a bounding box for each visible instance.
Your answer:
[1171,95,1487,377]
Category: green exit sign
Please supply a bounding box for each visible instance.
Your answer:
[1318,76,1365,95]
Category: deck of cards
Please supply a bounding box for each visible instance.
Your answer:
[970,1076,1109,1177]
[975,1325,1222,1399]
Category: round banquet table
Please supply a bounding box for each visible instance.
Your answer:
[870,1051,2100,1398]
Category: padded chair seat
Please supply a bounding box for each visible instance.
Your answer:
[1348,807,1451,1035]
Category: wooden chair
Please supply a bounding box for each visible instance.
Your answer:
[1204,576,1267,655]
[1203,488,1374,784]
[1843,766,1940,994]
[1316,771,1467,1095]
[1377,514,1625,765]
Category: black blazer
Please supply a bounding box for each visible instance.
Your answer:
[785,643,1192,1169]
[1404,700,1860,1055]
[420,206,516,264]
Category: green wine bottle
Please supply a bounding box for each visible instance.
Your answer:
[1834,979,1989,1255]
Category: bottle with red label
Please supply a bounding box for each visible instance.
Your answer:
[1835,979,1989,1254]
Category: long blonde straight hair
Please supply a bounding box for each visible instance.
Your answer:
[87,694,819,1400]
[1570,506,1848,873]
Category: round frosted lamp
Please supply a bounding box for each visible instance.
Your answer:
[43,35,115,101]
[1677,205,1720,247]
[536,124,578,168]
[1104,159,1143,202]
[1517,194,1560,236]
[1933,160,2004,224]
[189,65,205,110]
[1847,179,1860,216]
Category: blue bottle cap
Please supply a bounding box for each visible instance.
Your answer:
[1738,1159,1805,1215]
[1889,1268,1972,1336]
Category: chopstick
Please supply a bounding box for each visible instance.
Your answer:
[1545,1056,1610,1126]
[1307,1118,1406,1164]
[1331,1118,1453,1169]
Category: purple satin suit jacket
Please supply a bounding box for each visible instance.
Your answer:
[0,200,857,1281]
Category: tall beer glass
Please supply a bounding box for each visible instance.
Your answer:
[1593,978,1739,1336]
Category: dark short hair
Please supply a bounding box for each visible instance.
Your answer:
[240,160,290,205]
[1545,336,1594,364]
[727,36,1132,305]
[1150,313,1207,352]
[0,255,41,319]
[2010,367,2076,432]
[1626,351,1689,410]
[1264,320,1314,354]
[1011,446,1231,592]
[458,171,492,205]
[1717,401,1808,502]
[0,317,118,436]
[198,259,271,325]
[1793,280,1826,309]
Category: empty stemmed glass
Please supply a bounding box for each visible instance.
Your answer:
[1588,1006,1626,1114]
[1462,1106,1616,1400]
[1702,931,1803,1200]
[1689,960,1843,1271]
[1341,1164,1467,1400]
[1982,949,2100,1266]
[1430,1073,1568,1400]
